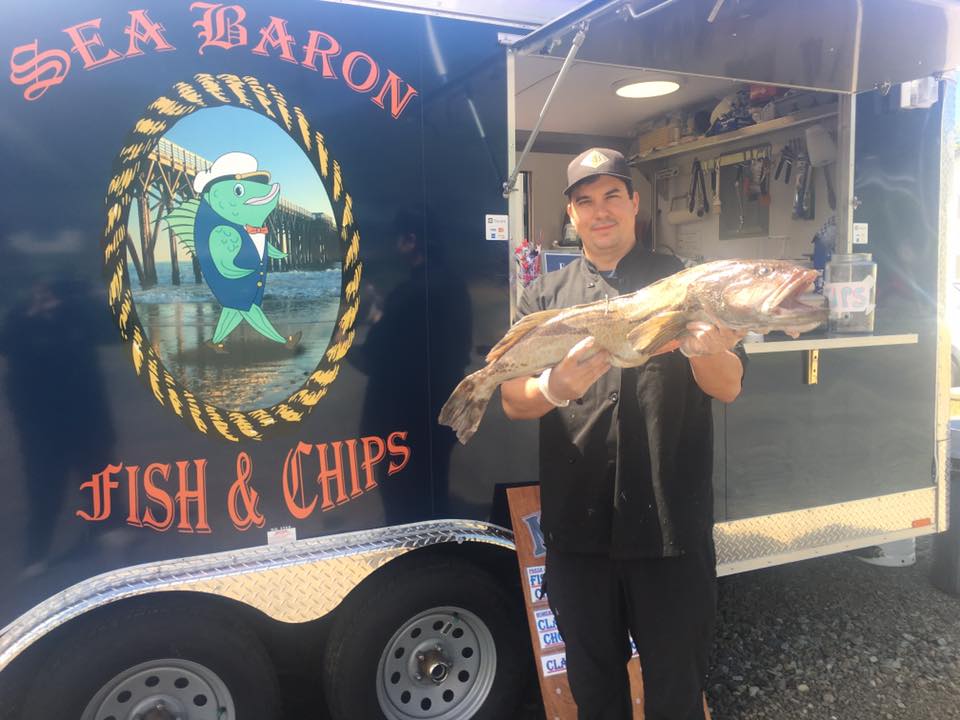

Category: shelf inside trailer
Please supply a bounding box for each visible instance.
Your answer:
[631,105,839,164]
[743,333,919,355]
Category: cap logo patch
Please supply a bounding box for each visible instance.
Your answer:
[581,150,609,169]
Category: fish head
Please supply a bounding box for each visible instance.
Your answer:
[690,259,827,336]
[206,177,281,226]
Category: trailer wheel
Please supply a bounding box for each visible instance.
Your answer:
[20,599,280,720]
[323,557,529,720]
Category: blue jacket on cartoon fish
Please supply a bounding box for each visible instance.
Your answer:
[194,201,269,310]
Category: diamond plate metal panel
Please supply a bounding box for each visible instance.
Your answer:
[0,520,515,672]
[180,548,410,622]
[716,488,938,576]
[2,491,944,671]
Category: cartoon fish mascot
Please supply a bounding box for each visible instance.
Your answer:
[165,151,301,352]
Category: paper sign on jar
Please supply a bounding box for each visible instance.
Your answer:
[824,275,875,316]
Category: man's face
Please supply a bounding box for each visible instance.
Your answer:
[566,175,639,261]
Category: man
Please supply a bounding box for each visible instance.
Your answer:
[501,148,745,720]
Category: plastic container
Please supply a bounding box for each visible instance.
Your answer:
[823,253,877,333]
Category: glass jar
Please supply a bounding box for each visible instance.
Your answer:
[823,253,878,333]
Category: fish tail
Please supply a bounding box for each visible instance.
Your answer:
[438,368,497,445]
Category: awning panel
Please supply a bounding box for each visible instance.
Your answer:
[514,0,960,93]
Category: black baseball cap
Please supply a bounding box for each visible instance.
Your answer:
[565,147,632,195]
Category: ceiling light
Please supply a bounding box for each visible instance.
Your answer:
[614,80,680,98]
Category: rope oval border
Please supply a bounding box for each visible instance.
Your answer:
[102,73,361,442]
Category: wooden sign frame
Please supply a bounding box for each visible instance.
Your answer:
[506,485,645,719]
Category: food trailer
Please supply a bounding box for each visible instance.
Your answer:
[0,1,957,718]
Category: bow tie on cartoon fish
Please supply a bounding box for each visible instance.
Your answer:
[164,152,302,354]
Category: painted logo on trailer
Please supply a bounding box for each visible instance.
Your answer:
[8,4,424,534]
[6,4,419,442]
[102,73,359,441]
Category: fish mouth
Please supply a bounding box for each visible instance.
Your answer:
[762,269,822,316]
[244,182,280,206]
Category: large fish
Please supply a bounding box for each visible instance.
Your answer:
[440,259,826,444]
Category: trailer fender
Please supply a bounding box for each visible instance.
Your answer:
[0,519,515,674]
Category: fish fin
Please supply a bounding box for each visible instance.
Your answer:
[485,307,564,363]
[438,368,497,444]
[627,311,689,356]
[164,199,200,256]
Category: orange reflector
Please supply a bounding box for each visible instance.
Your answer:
[912,517,933,528]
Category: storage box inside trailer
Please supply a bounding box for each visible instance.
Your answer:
[506,0,957,573]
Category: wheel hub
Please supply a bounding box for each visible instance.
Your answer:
[80,659,235,720]
[377,607,497,720]
[136,699,181,720]
[415,645,452,684]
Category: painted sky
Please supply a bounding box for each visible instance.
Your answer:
[135,106,334,264]
[165,106,333,216]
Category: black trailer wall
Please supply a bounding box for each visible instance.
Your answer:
[0,0,514,629]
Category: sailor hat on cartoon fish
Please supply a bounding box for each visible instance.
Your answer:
[193,151,272,194]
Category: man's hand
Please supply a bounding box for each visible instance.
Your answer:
[653,322,745,403]
[501,336,611,420]
[655,322,745,358]
[546,337,612,403]
[678,322,745,357]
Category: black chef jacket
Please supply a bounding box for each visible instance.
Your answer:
[517,243,746,559]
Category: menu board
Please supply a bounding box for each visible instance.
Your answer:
[506,485,645,719]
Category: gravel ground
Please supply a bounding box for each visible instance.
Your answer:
[707,536,960,720]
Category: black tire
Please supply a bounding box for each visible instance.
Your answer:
[322,556,529,720]
[21,597,281,720]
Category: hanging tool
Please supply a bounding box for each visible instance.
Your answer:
[802,161,815,218]
[745,158,763,202]
[734,164,745,231]
[805,123,837,211]
[792,152,806,218]
[792,141,815,220]
[758,155,771,207]
[652,166,680,250]
[711,158,722,213]
[775,141,794,183]
[688,159,709,217]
